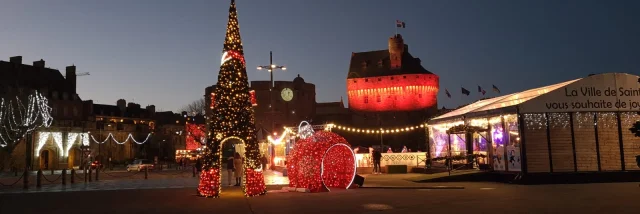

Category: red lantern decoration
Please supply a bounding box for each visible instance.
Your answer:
[287,131,356,192]
[249,90,257,106]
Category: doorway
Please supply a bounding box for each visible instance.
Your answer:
[40,150,51,170]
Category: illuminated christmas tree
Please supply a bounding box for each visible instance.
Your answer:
[198,0,266,198]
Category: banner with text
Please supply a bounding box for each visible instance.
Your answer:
[520,73,640,113]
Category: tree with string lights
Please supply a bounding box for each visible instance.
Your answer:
[0,90,53,173]
[198,0,266,198]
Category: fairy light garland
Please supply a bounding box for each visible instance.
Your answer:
[35,132,51,157]
[64,133,79,157]
[52,132,63,157]
[327,122,428,135]
[89,133,152,145]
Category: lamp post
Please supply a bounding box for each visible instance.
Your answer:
[257,51,286,169]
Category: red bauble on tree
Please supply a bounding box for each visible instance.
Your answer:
[287,131,356,192]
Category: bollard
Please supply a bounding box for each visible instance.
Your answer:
[51,169,54,175]
[84,167,88,183]
[36,170,42,188]
[70,169,75,184]
[192,166,196,178]
[88,168,93,182]
[95,168,99,181]
[144,167,148,180]
[62,169,67,185]
[23,169,29,189]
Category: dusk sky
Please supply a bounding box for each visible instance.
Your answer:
[1,0,638,112]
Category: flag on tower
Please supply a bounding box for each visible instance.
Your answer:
[477,86,482,93]
[445,89,451,98]
[492,85,501,93]
[461,87,470,96]
[396,20,406,28]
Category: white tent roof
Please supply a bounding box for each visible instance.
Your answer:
[432,78,581,122]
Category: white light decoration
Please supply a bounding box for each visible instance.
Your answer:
[268,128,291,145]
[81,133,90,146]
[0,91,53,148]
[51,132,63,157]
[89,133,152,145]
[35,132,51,157]
[64,133,79,157]
[320,143,357,191]
[297,121,315,140]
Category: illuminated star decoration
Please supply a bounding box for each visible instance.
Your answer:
[221,50,246,66]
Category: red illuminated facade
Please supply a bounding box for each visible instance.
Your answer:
[346,34,439,112]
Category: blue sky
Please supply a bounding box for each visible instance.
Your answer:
[1,0,638,111]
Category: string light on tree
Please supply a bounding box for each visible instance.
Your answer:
[0,91,53,148]
[198,0,266,198]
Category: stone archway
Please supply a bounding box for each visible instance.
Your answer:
[39,149,53,170]
[68,148,82,169]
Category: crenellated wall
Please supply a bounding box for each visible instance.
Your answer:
[347,73,439,112]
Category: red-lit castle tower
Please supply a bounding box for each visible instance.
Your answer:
[346,34,439,148]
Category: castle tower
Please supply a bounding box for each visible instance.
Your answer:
[388,34,405,70]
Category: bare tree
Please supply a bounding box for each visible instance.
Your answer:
[181,98,206,116]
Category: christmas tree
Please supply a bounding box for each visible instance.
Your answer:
[198,0,266,198]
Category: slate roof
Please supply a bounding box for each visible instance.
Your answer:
[347,45,433,79]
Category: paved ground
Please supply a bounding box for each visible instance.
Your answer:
[2,181,639,214]
[0,169,289,193]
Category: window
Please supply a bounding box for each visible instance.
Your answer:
[390,77,394,80]
[365,79,368,82]
[364,96,369,103]
[376,95,381,102]
[419,94,422,98]
[403,76,406,79]
[378,78,381,81]
[73,107,79,117]
[63,107,68,117]
[353,80,357,83]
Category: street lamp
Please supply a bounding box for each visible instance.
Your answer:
[257,51,286,170]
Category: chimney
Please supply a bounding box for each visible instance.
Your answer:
[146,105,156,116]
[9,56,22,64]
[66,65,77,94]
[33,59,45,68]
[117,99,126,113]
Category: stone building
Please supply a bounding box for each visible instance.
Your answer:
[205,75,316,134]
[344,34,439,149]
[0,56,160,170]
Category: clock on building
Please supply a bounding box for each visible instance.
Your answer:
[281,88,293,101]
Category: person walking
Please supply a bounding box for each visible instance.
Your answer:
[373,150,382,174]
[226,155,235,186]
[260,155,268,171]
[233,152,243,186]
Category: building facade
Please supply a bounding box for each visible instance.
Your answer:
[206,75,316,134]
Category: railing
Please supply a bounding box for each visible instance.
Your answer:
[355,152,427,167]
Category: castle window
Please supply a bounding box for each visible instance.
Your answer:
[353,80,357,83]
[419,94,422,98]
[364,96,369,103]
[378,78,381,81]
[403,76,406,79]
[376,95,381,102]
[377,59,383,67]
[365,79,368,82]
[390,77,394,80]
